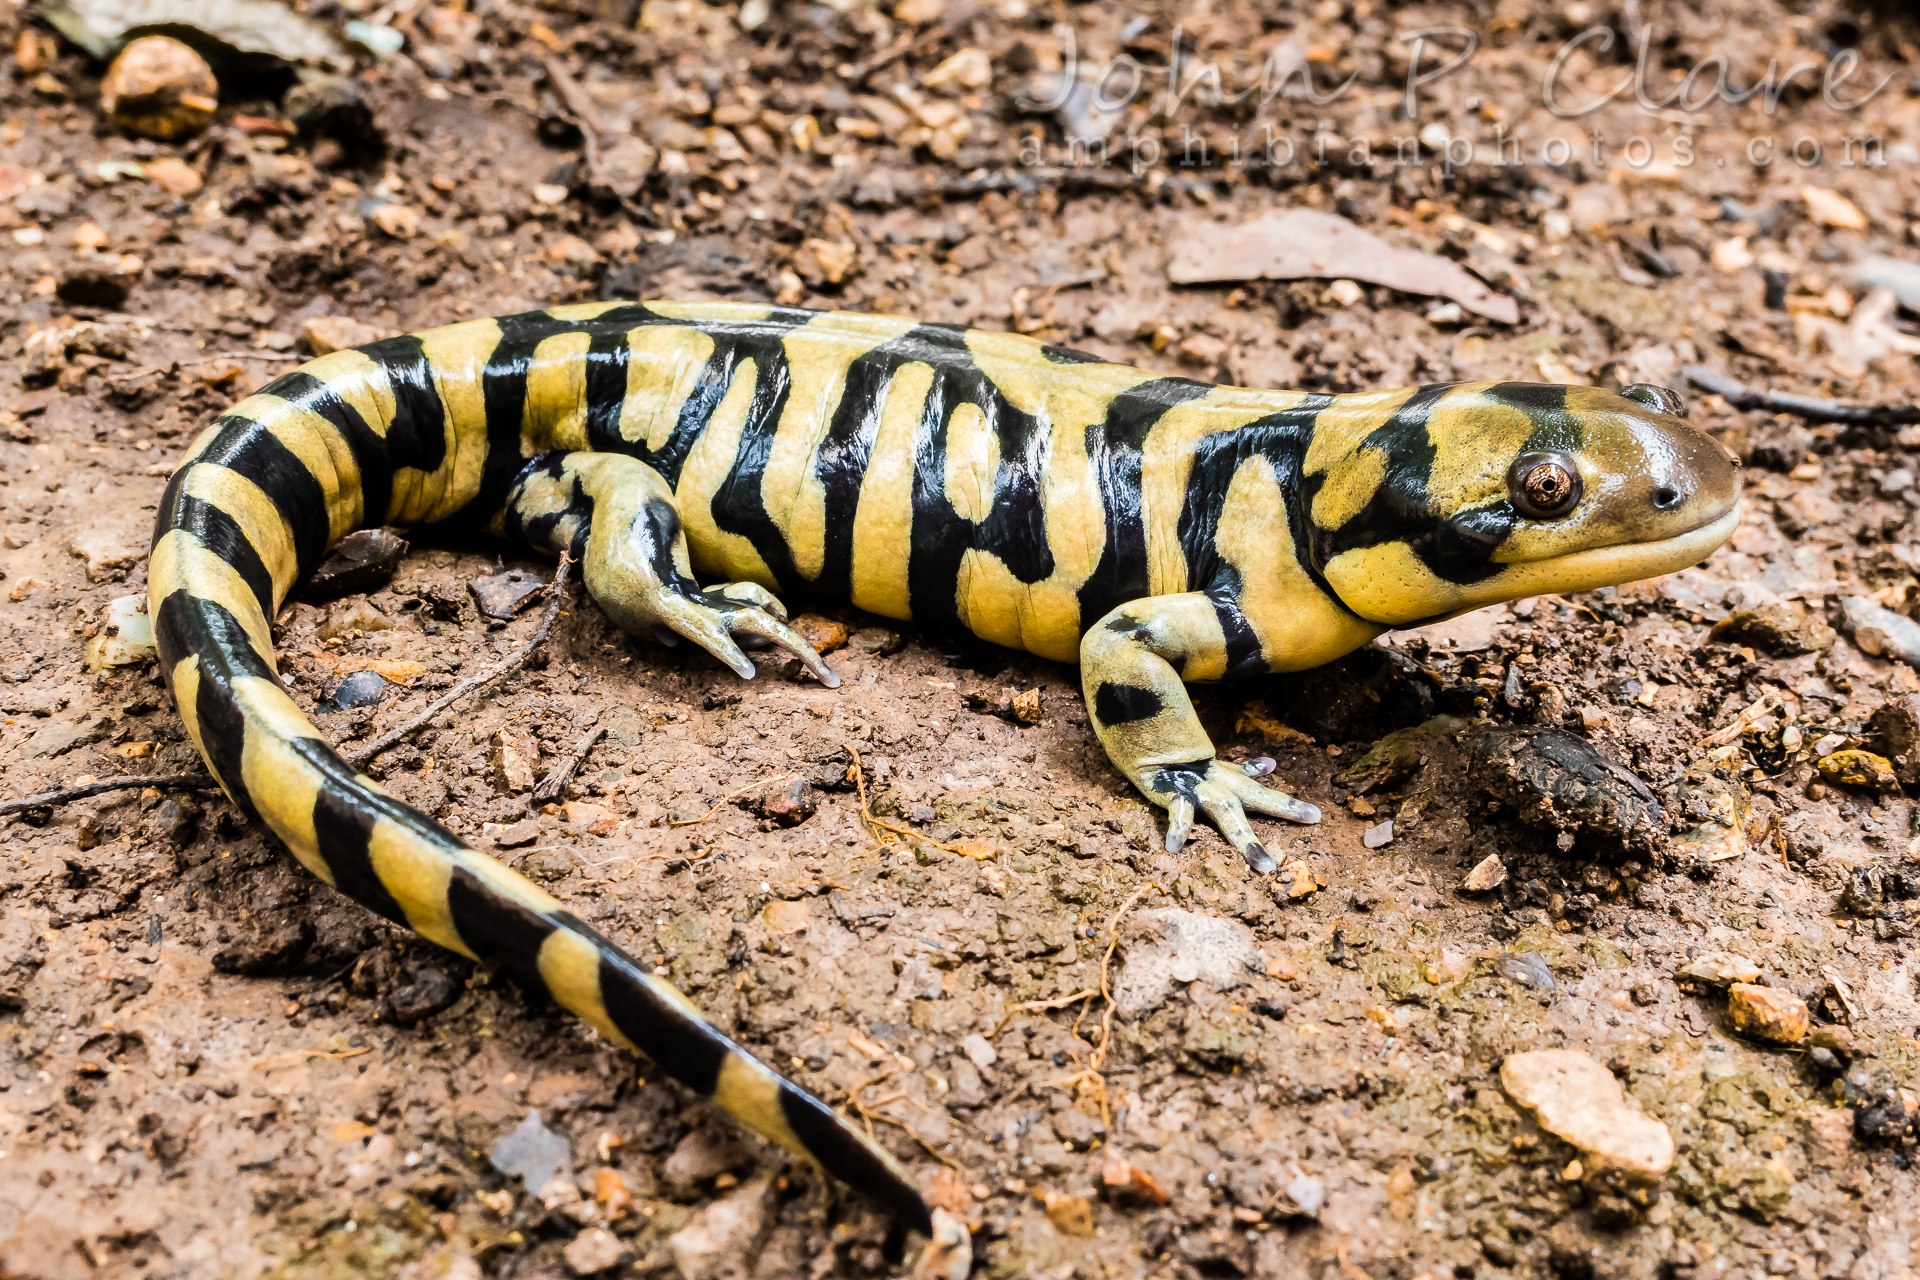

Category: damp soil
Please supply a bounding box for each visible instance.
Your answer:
[2,1,1919,1277]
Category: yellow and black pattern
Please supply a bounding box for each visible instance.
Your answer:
[149,301,1741,1226]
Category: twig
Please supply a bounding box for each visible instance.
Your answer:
[666,774,799,827]
[1035,880,1162,1129]
[1684,365,1920,427]
[351,553,574,767]
[843,742,999,860]
[532,720,605,804]
[4,558,573,818]
[0,772,219,818]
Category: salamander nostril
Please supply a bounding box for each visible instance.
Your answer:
[1653,486,1683,510]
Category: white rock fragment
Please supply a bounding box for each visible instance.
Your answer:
[1500,1049,1675,1179]
[669,1175,774,1280]
[1362,820,1394,848]
[1461,853,1507,893]
[85,594,156,670]
[1111,908,1262,1017]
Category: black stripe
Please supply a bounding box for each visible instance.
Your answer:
[364,334,452,479]
[1317,384,1515,586]
[581,327,635,452]
[166,496,276,619]
[264,371,394,534]
[152,592,275,816]
[445,864,560,991]
[1093,681,1164,725]
[596,950,730,1096]
[643,344,741,483]
[193,424,332,573]
[1078,376,1213,622]
[307,762,409,926]
[1208,586,1265,678]
[778,1085,935,1233]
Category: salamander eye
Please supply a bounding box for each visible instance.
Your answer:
[1509,453,1583,520]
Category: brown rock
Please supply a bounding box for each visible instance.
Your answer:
[143,156,203,197]
[491,730,539,793]
[792,615,847,655]
[1461,853,1507,894]
[303,315,388,355]
[1815,749,1900,793]
[1727,983,1811,1044]
[667,1175,774,1280]
[102,37,217,139]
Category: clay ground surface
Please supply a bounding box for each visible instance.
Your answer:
[2,0,1919,1276]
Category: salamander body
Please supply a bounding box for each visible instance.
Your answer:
[149,300,1742,1228]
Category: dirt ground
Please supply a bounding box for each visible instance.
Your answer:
[3,0,1920,1276]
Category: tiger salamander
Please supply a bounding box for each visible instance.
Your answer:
[148,301,1742,1230]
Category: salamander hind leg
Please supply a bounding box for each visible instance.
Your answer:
[503,452,837,686]
[1081,592,1320,873]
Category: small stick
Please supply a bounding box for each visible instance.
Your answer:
[666,774,799,827]
[532,720,606,804]
[1684,365,1920,427]
[350,553,574,767]
[0,772,219,818]
[842,742,999,860]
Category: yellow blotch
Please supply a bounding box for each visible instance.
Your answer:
[524,330,594,451]
[624,326,716,450]
[1300,387,1420,476]
[537,929,627,1046]
[231,675,331,881]
[168,655,204,758]
[1322,540,1462,627]
[1136,394,1284,597]
[179,464,300,604]
[408,319,505,523]
[961,329,1150,418]
[149,529,276,666]
[942,401,997,524]
[1216,455,1382,671]
[644,299,775,324]
[302,349,396,440]
[1310,446,1386,532]
[367,818,467,957]
[712,1055,806,1158]
[1422,388,1535,514]
[226,394,365,539]
[675,360,774,586]
[543,300,632,323]
[772,312,919,582]
[849,361,933,620]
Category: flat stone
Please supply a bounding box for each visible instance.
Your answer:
[1500,1048,1675,1179]
[563,1227,629,1276]
[1111,908,1262,1018]
[469,568,547,620]
[1674,951,1762,988]
[488,1110,571,1197]
[668,1175,774,1280]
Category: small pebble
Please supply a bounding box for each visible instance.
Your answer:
[323,669,391,711]
[1460,853,1507,893]
[1727,982,1811,1044]
[469,568,547,620]
[101,36,217,140]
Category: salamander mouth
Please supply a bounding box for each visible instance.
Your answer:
[1509,501,1743,590]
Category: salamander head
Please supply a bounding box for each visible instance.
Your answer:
[1311,381,1741,627]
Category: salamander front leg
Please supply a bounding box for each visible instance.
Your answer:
[1081,592,1319,873]
[502,453,838,686]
